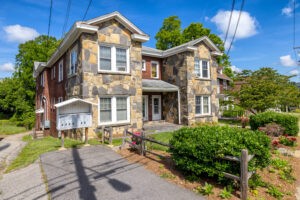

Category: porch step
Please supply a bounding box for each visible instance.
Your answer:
[34,131,44,139]
[143,120,166,126]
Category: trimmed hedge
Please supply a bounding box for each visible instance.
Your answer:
[250,112,299,136]
[169,126,271,182]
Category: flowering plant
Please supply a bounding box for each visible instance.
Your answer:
[271,140,279,146]
[131,131,142,149]
[236,116,249,128]
[258,122,285,137]
[279,135,297,147]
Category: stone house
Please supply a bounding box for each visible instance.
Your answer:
[33,11,223,138]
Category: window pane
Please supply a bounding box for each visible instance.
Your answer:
[100,46,111,59]
[203,97,209,114]
[194,60,201,77]
[100,98,112,122]
[202,61,208,78]
[116,48,127,72]
[195,96,202,114]
[100,59,111,70]
[100,46,111,70]
[117,97,127,121]
[142,60,146,70]
[152,63,158,78]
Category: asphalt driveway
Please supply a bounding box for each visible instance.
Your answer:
[40,145,205,200]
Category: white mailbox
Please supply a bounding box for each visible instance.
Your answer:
[55,98,97,131]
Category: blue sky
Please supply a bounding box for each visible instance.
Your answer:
[0,0,300,81]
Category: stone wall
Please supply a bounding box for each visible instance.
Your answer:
[162,92,178,124]
[186,42,219,125]
[80,19,143,137]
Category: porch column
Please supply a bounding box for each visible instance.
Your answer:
[178,90,181,124]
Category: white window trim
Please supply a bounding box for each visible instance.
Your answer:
[142,95,148,121]
[151,61,159,79]
[98,96,130,126]
[58,60,63,82]
[41,72,45,87]
[58,97,63,103]
[69,46,78,75]
[98,44,130,73]
[195,59,210,79]
[142,60,146,71]
[195,95,211,116]
[217,79,220,94]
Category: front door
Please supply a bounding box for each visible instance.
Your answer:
[152,95,161,121]
[143,95,148,121]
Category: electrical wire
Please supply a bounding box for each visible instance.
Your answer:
[82,0,92,22]
[227,0,245,55]
[47,0,53,39]
[224,0,236,48]
[293,0,298,62]
[61,0,72,38]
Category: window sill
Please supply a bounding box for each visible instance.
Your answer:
[97,71,131,75]
[67,74,77,79]
[97,121,130,127]
[195,114,212,118]
[195,78,211,81]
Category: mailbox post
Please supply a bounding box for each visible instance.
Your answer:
[55,98,97,149]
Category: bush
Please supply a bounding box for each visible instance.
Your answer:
[258,123,285,137]
[279,135,297,147]
[250,112,299,136]
[169,126,271,182]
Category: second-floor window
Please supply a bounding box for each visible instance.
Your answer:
[151,61,159,78]
[99,44,129,73]
[40,72,45,87]
[217,79,220,93]
[69,47,77,75]
[194,59,210,79]
[58,60,63,82]
[223,80,228,90]
[142,60,146,71]
[58,97,63,103]
[51,66,56,80]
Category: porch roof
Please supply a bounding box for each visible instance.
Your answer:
[142,79,179,92]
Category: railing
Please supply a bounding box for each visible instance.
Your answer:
[121,126,254,200]
[101,126,112,145]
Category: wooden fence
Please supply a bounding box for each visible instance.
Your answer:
[121,126,254,200]
[101,126,112,145]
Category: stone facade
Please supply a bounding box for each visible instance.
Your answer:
[79,19,143,137]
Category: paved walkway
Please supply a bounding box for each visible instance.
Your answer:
[0,132,48,200]
[143,122,182,135]
[40,145,205,200]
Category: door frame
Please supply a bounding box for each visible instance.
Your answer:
[142,95,148,121]
[152,95,161,121]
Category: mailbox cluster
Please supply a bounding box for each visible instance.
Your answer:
[58,113,92,131]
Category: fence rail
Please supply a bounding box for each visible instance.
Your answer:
[121,126,254,200]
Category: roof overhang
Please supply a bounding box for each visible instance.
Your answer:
[55,98,97,108]
[131,33,149,42]
[142,87,179,92]
[142,79,179,92]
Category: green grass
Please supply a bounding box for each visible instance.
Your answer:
[0,120,27,135]
[5,136,102,173]
[103,138,123,146]
[218,119,240,126]
[22,135,33,142]
[146,131,174,152]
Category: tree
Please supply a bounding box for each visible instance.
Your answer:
[155,16,230,66]
[0,35,61,128]
[155,16,183,50]
[227,68,300,113]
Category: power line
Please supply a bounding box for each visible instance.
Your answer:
[224,0,236,47]
[293,0,298,61]
[82,0,92,22]
[227,0,245,55]
[61,0,72,38]
[47,0,53,39]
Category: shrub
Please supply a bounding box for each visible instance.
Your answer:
[169,126,271,182]
[250,112,299,136]
[258,123,285,137]
[279,135,297,147]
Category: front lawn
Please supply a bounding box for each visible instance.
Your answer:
[5,136,102,173]
[146,131,174,152]
[0,120,27,135]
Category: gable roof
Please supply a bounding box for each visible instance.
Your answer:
[142,36,223,58]
[55,98,97,108]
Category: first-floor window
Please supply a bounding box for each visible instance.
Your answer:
[195,95,211,115]
[99,96,130,124]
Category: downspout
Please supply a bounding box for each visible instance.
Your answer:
[178,89,181,124]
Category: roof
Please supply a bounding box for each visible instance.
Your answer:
[55,98,97,108]
[33,11,150,78]
[217,73,232,81]
[142,36,223,58]
[142,79,179,92]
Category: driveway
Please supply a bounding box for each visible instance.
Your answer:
[40,145,205,200]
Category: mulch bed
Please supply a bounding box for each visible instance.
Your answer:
[117,136,300,200]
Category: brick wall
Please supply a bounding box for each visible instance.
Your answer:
[142,56,162,79]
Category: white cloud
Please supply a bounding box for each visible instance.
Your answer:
[204,16,209,22]
[282,7,292,16]
[211,10,258,40]
[289,69,300,75]
[230,65,242,73]
[3,25,39,43]
[0,62,14,72]
[280,55,296,66]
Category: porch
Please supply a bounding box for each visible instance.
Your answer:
[143,120,182,134]
[142,79,181,125]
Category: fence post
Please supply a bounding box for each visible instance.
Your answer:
[101,126,105,144]
[121,125,128,150]
[140,131,144,156]
[109,127,113,145]
[240,149,248,200]
[141,132,146,156]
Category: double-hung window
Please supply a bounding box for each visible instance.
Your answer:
[58,60,63,82]
[195,95,211,115]
[99,96,130,125]
[99,44,129,73]
[58,97,63,103]
[41,72,45,87]
[142,60,146,71]
[69,47,77,75]
[151,61,159,78]
[194,59,210,79]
